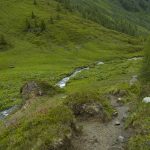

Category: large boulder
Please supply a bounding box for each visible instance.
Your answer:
[20,81,42,99]
[20,81,59,99]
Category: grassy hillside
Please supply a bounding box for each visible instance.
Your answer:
[57,0,150,35]
[0,0,147,149]
[0,0,143,111]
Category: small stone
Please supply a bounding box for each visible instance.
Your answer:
[122,114,128,122]
[117,97,124,105]
[118,97,122,101]
[90,137,98,144]
[115,120,121,126]
[8,65,15,68]
[113,111,118,117]
[97,62,104,65]
[117,136,125,143]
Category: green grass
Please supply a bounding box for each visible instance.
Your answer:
[0,0,148,149]
[64,92,114,120]
[57,0,150,35]
[126,101,150,150]
[0,0,143,111]
[0,95,74,150]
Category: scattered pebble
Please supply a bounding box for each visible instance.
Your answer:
[118,98,122,101]
[113,111,118,117]
[117,136,125,143]
[115,120,121,126]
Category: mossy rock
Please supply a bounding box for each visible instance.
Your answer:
[64,92,114,121]
[20,81,60,100]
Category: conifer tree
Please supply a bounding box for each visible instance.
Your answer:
[33,0,37,5]
[25,19,31,31]
[40,20,46,31]
[32,11,36,19]
[0,35,7,45]
[50,17,54,24]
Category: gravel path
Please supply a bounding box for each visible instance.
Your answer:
[72,96,130,150]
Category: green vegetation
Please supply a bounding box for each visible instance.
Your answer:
[0,0,149,149]
[125,40,150,150]
[126,102,150,150]
[0,0,143,112]
[0,96,74,150]
[0,35,8,50]
[56,0,150,35]
[120,0,149,12]
[141,38,150,82]
[65,92,114,120]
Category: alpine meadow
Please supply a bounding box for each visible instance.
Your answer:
[0,0,149,150]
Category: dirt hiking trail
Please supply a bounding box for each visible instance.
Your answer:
[72,95,131,150]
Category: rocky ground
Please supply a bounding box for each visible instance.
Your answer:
[71,95,132,150]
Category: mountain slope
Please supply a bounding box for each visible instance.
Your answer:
[0,0,143,111]
[0,0,146,150]
[57,0,150,35]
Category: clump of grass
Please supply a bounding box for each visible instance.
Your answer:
[64,91,114,121]
[128,134,150,150]
[125,102,150,150]
[141,38,150,82]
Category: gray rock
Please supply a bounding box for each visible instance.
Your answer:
[130,75,138,85]
[113,111,118,117]
[115,120,121,126]
[117,136,125,143]
[82,103,104,117]
[142,97,150,103]
[20,81,42,99]
[117,98,124,104]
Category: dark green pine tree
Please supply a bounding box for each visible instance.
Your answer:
[40,20,46,32]
[0,35,7,45]
[56,4,61,12]
[25,19,31,31]
[50,17,54,24]
[31,11,36,19]
[33,0,37,5]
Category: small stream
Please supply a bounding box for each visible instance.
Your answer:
[57,61,104,88]
[56,57,143,89]
[0,106,17,120]
[0,57,143,120]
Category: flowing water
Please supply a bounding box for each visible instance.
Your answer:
[0,57,142,119]
[0,106,17,120]
[57,61,104,88]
